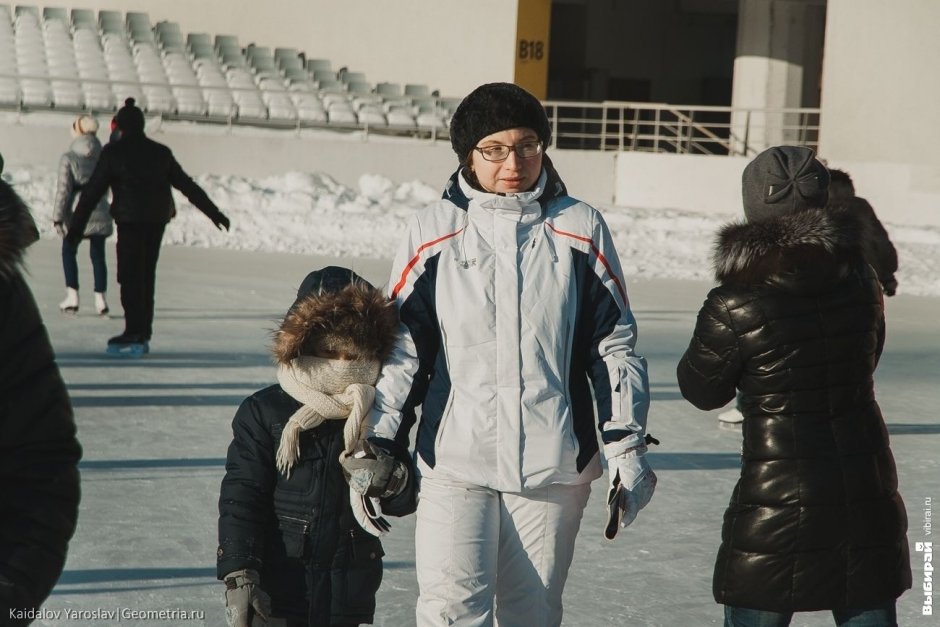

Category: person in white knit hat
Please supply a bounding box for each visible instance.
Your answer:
[52,114,113,315]
[217,266,416,627]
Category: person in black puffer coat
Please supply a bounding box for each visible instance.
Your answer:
[66,98,230,351]
[217,266,417,627]
[826,167,900,297]
[0,178,82,626]
[676,146,910,627]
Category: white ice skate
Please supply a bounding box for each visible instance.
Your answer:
[59,287,79,314]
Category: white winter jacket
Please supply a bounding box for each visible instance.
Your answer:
[52,134,113,237]
[367,165,650,492]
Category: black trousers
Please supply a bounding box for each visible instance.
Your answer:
[115,223,165,340]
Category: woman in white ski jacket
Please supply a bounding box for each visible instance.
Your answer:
[363,83,657,627]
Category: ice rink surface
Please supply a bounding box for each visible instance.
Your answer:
[20,240,938,626]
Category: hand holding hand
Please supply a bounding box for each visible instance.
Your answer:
[54,222,66,238]
[341,439,408,499]
[603,435,658,540]
[223,569,271,627]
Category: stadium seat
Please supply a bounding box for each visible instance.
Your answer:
[1,6,448,138]
[404,83,431,98]
[70,8,96,31]
[356,103,387,127]
[386,103,417,129]
[42,7,69,23]
[305,58,332,73]
[375,81,403,97]
[0,78,19,106]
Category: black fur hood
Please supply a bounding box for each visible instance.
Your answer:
[0,180,39,278]
[713,208,864,293]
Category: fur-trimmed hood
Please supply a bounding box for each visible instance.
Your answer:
[713,208,864,293]
[271,267,399,365]
[0,180,40,278]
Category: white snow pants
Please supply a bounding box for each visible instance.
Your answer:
[414,476,592,627]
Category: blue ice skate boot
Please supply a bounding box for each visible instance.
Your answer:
[106,333,149,358]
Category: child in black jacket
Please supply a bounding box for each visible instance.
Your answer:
[217,266,416,627]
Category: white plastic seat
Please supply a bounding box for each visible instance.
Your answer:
[20,79,52,107]
[327,104,357,125]
[357,104,386,127]
[305,58,332,73]
[52,84,83,108]
[70,8,96,31]
[417,111,447,130]
[0,79,19,105]
[386,106,417,128]
[375,82,403,97]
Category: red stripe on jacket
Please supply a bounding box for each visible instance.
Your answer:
[392,228,465,298]
[545,222,627,305]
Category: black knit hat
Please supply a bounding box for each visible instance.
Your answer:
[742,145,830,223]
[449,82,552,162]
[115,97,145,134]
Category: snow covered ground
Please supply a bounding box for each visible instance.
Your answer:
[6,162,940,626]
[5,164,940,297]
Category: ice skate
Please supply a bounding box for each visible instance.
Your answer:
[59,287,79,314]
[94,292,109,316]
[106,333,149,358]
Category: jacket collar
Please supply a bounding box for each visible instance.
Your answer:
[441,154,568,212]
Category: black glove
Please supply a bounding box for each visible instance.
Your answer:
[213,212,231,231]
[64,226,82,248]
[882,277,898,297]
[341,439,408,499]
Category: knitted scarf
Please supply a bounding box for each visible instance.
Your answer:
[275,356,380,477]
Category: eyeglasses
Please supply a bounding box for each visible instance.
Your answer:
[474,141,543,162]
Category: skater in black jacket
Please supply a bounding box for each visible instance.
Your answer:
[0,177,82,626]
[217,266,417,627]
[826,167,899,296]
[66,98,230,355]
[677,146,910,626]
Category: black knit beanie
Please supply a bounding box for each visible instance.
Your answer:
[742,145,830,223]
[115,97,145,134]
[449,83,552,162]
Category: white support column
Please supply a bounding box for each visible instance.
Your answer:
[730,0,825,155]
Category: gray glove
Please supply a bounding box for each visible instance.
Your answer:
[603,434,658,540]
[223,569,271,627]
[54,222,66,238]
[341,439,408,499]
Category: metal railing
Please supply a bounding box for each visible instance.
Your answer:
[544,100,820,157]
[0,73,820,156]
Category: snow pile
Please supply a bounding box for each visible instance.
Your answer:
[5,165,939,296]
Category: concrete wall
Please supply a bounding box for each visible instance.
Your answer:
[615,152,747,215]
[817,0,940,227]
[2,112,935,227]
[43,1,517,98]
[819,0,940,168]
